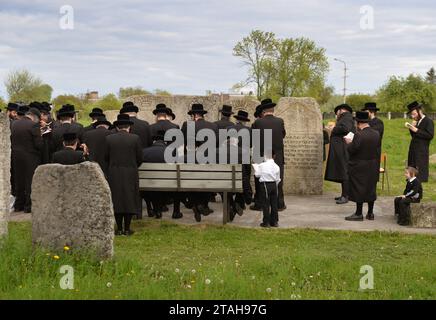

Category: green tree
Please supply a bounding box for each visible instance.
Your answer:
[154,89,171,96]
[346,93,374,110]
[92,93,121,111]
[377,74,436,112]
[119,86,151,99]
[0,96,6,109]
[233,30,276,100]
[426,67,436,84]
[52,95,83,110]
[4,69,52,102]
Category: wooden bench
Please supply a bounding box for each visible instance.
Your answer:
[138,163,243,224]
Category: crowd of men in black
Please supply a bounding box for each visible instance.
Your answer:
[3,99,286,235]
[324,101,434,225]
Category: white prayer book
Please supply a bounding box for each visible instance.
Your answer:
[344,132,354,141]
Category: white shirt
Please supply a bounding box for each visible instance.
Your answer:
[417,115,426,127]
[253,159,281,183]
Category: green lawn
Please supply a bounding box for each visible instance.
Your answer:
[0,221,435,300]
[324,118,436,201]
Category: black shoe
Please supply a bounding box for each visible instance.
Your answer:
[123,230,135,236]
[193,206,202,222]
[336,197,349,205]
[345,213,363,221]
[155,211,162,219]
[115,230,123,236]
[24,208,31,214]
[334,196,342,201]
[229,209,236,222]
[172,211,183,219]
[200,205,212,216]
[147,210,155,218]
[250,204,262,211]
[278,205,287,212]
[270,223,279,228]
[260,222,270,228]
[365,213,375,220]
[235,203,244,216]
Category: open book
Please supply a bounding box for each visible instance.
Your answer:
[344,132,354,142]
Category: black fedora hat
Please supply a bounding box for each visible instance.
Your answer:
[29,101,43,111]
[362,102,379,112]
[153,103,171,115]
[334,103,353,114]
[355,111,370,123]
[167,108,176,120]
[407,101,422,114]
[120,101,139,114]
[254,105,262,118]
[93,115,112,128]
[152,129,166,141]
[89,107,104,118]
[234,110,250,122]
[6,102,18,111]
[58,104,77,117]
[220,105,234,116]
[63,132,78,142]
[114,113,134,127]
[17,105,29,116]
[257,98,277,112]
[41,102,52,114]
[188,103,207,115]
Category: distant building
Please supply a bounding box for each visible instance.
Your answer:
[85,91,100,102]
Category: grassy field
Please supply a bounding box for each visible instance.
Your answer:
[324,118,436,201]
[0,221,435,300]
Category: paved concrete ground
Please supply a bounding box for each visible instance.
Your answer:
[9,193,436,235]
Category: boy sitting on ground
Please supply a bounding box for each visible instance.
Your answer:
[394,166,423,226]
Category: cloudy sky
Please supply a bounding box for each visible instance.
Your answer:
[1,0,436,99]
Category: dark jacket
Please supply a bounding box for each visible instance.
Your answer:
[324,112,356,182]
[143,140,167,163]
[408,116,434,182]
[130,117,152,149]
[251,114,286,165]
[403,178,423,201]
[105,131,143,214]
[227,122,252,149]
[52,148,85,165]
[181,118,219,149]
[51,122,84,152]
[215,118,234,130]
[150,120,179,137]
[348,127,380,203]
[82,127,113,174]
[369,117,384,179]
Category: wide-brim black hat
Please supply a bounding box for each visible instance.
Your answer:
[6,102,18,111]
[354,111,370,123]
[407,101,422,114]
[58,104,77,117]
[153,103,171,115]
[89,107,104,118]
[120,101,139,114]
[17,105,29,116]
[93,115,112,128]
[220,105,234,116]
[167,108,176,120]
[41,102,52,114]
[362,102,379,112]
[113,113,134,126]
[188,103,207,115]
[257,98,276,112]
[234,110,250,122]
[334,104,353,114]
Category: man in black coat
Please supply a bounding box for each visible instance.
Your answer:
[150,103,180,137]
[82,116,112,175]
[10,107,43,213]
[120,101,152,149]
[324,104,356,204]
[362,102,384,179]
[105,114,143,236]
[52,132,87,165]
[250,105,264,211]
[214,105,234,130]
[84,107,105,132]
[344,111,380,221]
[406,101,434,182]
[5,102,18,123]
[251,99,287,211]
[51,104,84,152]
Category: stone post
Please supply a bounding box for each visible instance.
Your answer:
[0,113,11,238]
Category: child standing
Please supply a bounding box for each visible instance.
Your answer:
[394,167,423,226]
[253,150,281,228]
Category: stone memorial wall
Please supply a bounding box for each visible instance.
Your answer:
[0,113,10,238]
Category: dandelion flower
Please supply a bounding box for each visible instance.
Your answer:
[175,268,180,273]
[53,255,60,260]
[291,282,296,286]
[205,279,211,285]
[106,282,112,288]
[266,288,272,293]
[191,269,196,274]
[63,246,70,251]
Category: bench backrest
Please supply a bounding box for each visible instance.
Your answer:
[139,163,243,192]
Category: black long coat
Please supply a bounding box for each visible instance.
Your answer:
[150,120,179,137]
[408,116,434,182]
[215,118,234,130]
[348,127,380,203]
[105,131,143,215]
[324,112,356,183]
[51,122,84,152]
[130,117,152,149]
[143,141,167,163]
[369,117,384,180]
[82,127,113,175]
[181,119,219,150]
[52,148,85,165]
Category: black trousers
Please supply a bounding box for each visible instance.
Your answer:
[260,182,278,225]
[277,163,285,209]
[394,197,418,225]
[341,180,349,198]
[13,152,39,212]
[253,177,262,208]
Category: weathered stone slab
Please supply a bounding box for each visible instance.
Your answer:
[410,202,436,228]
[275,97,323,195]
[0,113,11,238]
[31,162,115,258]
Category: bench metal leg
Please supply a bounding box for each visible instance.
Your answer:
[223,191,228,225]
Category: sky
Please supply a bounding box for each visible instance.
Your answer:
[1,0,436,99]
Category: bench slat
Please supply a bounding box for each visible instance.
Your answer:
[139,171,242,180]
[139,179,242,192]
[139,163,242,172]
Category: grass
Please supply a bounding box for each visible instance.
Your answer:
[324,118,436,201]
[0,221,435,300]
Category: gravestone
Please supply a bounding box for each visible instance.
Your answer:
[410,202,436,228]
[274,97,323,195]
[0,114,11,238]
[32,162,115,258]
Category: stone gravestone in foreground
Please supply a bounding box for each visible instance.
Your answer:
[0,113,11,238]
[274,97,323,195]
[32,162,115,258]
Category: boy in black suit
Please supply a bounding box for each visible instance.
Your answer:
[52,132,87,165]
[394,166,423,226]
